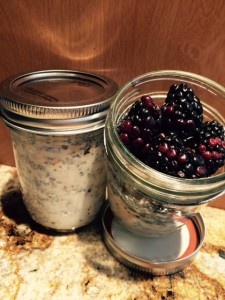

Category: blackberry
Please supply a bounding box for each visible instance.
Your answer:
[145,132,208,178]
[161,83,203,133]
[197,121,225,175]
[177,149,207,178]
[200,120,224,141]
[127,95,162,129]
[117,85,225,179]
[118,95,162,159]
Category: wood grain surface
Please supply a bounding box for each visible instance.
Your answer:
[0,0,225,207]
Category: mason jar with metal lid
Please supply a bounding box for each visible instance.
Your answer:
[0,70,118,231]
[104,70,225,238]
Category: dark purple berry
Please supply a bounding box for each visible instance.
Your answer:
[198,144,206,152]
[118,94,162,160]
[141,95,154,109]
[161,83,204,133]
[129,126,141,139]
[117,85,225,179]
[202,151,212,160]
[143,116,155,128]
[167,148,177,158]
[120,119,132,133]
[196,122,225,175]
[201,121,224,141]
[132,137,144,149]
[177,153,188,164]
[120,133,130,146]
[196,166,207,177]
[158,143,169,153]
[141,128,153,141]
[141,143,151,156]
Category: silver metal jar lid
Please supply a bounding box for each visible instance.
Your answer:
[0,70,118,134]
[102,203,205,276]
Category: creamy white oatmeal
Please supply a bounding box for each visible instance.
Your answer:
[11,129,106,231]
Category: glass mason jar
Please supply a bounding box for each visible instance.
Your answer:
[0,70,118,231]
[104,70,225,237]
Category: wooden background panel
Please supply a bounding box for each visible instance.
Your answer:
[0,0,225,208]
[0,0,225,86]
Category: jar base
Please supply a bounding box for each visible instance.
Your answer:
[102,204,205,275]
[30,217,99,235]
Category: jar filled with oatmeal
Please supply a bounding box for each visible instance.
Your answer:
[0,70,118,231]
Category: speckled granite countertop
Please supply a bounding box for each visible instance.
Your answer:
[1,165,225,300]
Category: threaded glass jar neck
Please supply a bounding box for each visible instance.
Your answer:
[0,70,118,135]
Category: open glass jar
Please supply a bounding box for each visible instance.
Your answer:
[0,70,118,231]
[104,70,225,237]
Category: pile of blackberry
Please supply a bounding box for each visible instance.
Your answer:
[118,83,225,178]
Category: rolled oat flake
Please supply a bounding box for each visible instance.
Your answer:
[0,70,118,231]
